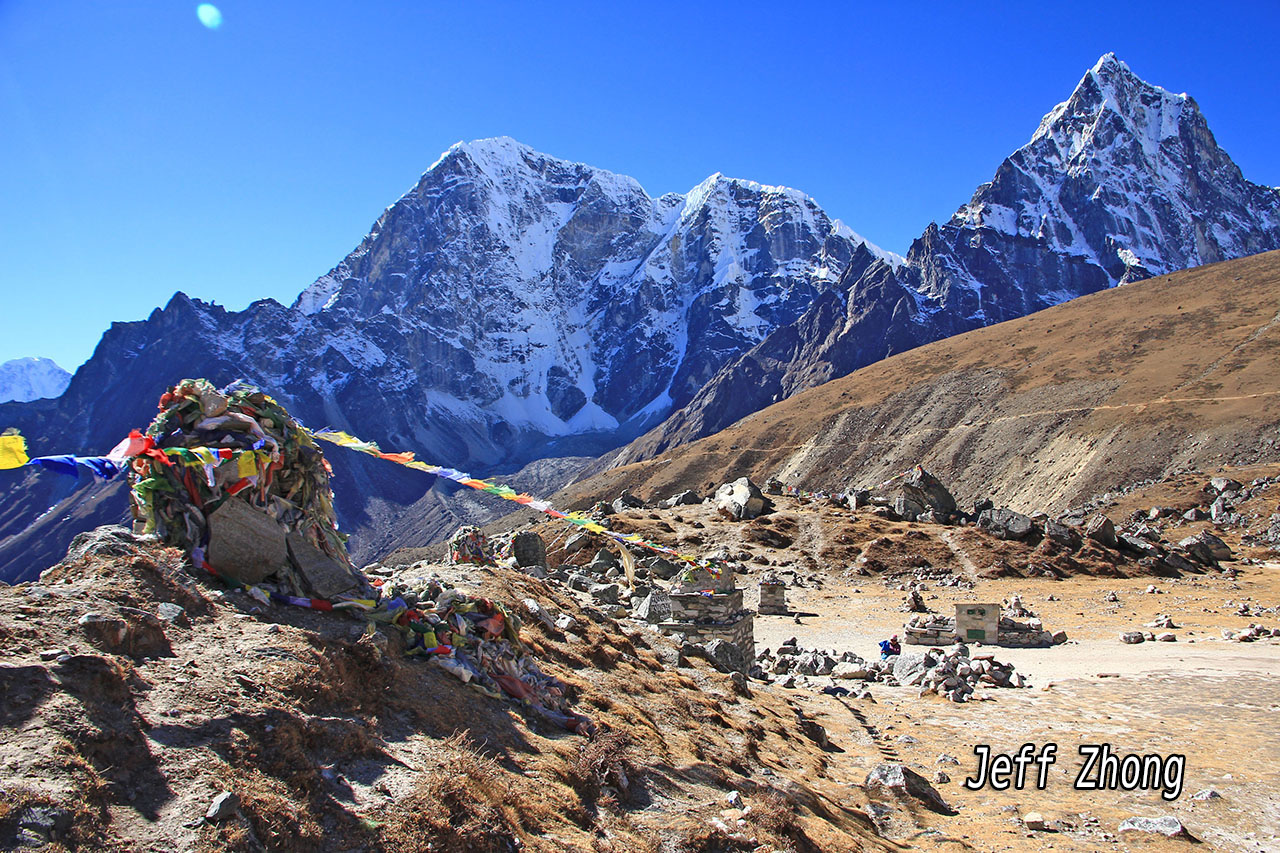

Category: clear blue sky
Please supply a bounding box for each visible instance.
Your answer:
[2,1,1277,371]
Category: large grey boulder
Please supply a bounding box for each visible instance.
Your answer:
[661,489,702,508]
[978,508,1034,540]
[286,530,361,599]
[703,638,746,674]
[1207,477,1244,495]
[611,490,646,514]
[893,652,932,686]
[714,477,766,520]
[1084,514,1118,547]
[900,467,957,516]
[1179,530,1232,564]
[207,498,289,585]
[511,531,547,568]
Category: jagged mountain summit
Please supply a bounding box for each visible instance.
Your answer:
[619,53,1280,460]
[0,357,71,403]
[291,137,897,452]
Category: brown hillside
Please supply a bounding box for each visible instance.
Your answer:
[570,251,1280,513]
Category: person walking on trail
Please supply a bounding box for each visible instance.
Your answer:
[879,635,901,658]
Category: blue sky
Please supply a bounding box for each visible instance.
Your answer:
[2,1,1278,371]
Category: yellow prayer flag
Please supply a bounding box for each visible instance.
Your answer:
[237,451,258,479]
[0,433,29,470]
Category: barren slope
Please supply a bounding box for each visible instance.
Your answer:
[575,251,1280,514]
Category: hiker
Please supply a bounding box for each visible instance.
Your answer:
[879,635,900,658]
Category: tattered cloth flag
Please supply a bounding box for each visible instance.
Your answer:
[312,428,720,577]
[0,433,30,469]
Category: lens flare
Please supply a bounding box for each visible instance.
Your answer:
[196,4,223,30]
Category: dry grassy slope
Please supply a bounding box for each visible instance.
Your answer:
[570,251,1280,513]
[0,544,894,853]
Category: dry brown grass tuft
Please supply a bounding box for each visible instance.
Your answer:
[567,728,634,806]
[378,731,522,853]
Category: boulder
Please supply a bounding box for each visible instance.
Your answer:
[832,661,870,679]
[661,489,702,508]
[893,652,932,686]
[900,467,957,515]
[563,531,592,554]
[1043,519,1081,549]
[611,490,645,514]
[978,508,1034,540]
[864,763,953,814]
[286,530,361,599]
[714,477,767,520]
[510,531,548,568]
[1180,530,1232,563]
[1207,477,1244,495]
[1120,631,1145,644]
[646,557,682,580]
[703,639,746,674]
[1118,815,1192,839]
[1084,514,1117,547]
[206,499,290,585]
[1118,534,1162,559]
[798,718,829,748]
[589,583,622,605]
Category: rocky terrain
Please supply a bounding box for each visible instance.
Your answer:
[576,249,1280,519]
[3,458,1279,851]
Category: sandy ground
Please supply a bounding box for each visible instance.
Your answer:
[746,563,1280,852]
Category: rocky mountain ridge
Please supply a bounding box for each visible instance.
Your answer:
[616,54,1280,460]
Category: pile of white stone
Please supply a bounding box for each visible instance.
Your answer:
[892,646,1026,703]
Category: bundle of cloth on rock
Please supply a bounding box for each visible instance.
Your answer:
[126,378,371,601]
[448,525,492,565]
[380,581,593,734]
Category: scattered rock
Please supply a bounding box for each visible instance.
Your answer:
[1022,812,1047,831]
[206,790,241,822]
[18,805,73,841]
[156,602,189,625]
[1120,631,1145,644]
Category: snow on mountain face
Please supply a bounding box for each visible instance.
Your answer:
[623,54,1280,458]
[0,357,71,403]
[917,52,1280,322]
[292,137,877,450]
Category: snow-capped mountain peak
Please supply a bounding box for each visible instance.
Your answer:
[0,357,71,403]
